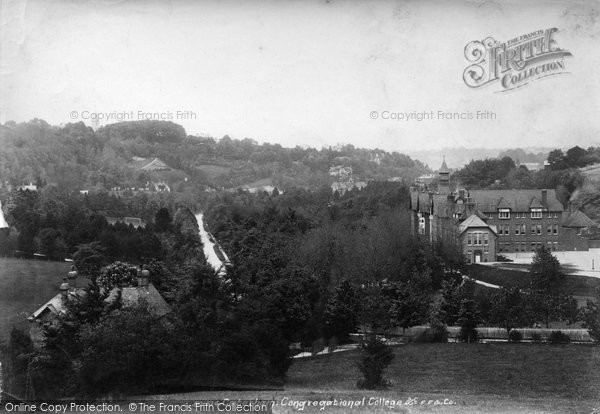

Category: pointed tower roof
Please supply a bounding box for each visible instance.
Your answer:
[439,157,450,173]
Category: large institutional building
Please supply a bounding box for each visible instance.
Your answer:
[410,160,598,263]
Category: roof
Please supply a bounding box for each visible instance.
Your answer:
[131,157,171,171]
[439,158,450,174]
[458,214,498,236]
[31,289,86,319]
[410,191,432,212]
[562,210,598,228]
[467,189,563,212]
[117,284,171,318]
[31,284,170,321]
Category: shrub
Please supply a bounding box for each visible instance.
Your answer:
[97,261,138,291]
[531,332,543,343]
[356,335,394,389]
[548,330,571,344]
[430,318,449,343]
[458,327,479,343]
[508,330,523,342]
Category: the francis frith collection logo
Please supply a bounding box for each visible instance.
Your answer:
[463,28,572,92]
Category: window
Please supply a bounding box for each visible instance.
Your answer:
[553,225,558,235]
[531,208,542,219]
[514,243,519,252]
[499,209,511,219]
[531,242,536,251]
[521,242,526,251]
[474,232,483,245]
[537,225,542,235]
[484,232,489,245]
[467,232,472,246]
[531,225,536,235]
[547,225,552,235]
[483,252,489,262]
[467,250,472,263]
[488,213,494,219]
[553,242,558,251]
[521,224,526,235]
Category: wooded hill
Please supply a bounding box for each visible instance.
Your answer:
[0,119,429,192]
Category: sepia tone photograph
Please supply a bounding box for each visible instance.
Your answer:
[0,0,599,412]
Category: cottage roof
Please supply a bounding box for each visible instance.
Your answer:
[30,284,170,322]
[467,189,563,212]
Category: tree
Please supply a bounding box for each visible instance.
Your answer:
[528,292,562,329]
[323,280,360,342]
[547,149,567,170]
[73,241,108,280]
[489,287,531,336]
[439,278,473,326]
[97,261,138,291]
[356,335,394,389]
[457,299,479,343]
[581,290,600,343]
[530,246,564,294]
[154,207,172,232]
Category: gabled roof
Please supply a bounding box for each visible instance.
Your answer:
[497,197,511,209]
[31,289,86,319]
[458,214,498,236]
[467,189,563,212]
[31,284,170,321]
[562,210,598,228]
[529,197,544,209]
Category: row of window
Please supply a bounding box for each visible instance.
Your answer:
[496,209,559,220]
[466,231,489,246]
[498,224,559,236]
[498,241,559,252]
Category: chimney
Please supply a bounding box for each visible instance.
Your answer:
[67,266,78,291]
[137,267,150,289]
[541,189,548,208]
[568,200,580,212]
[60,277,70,301]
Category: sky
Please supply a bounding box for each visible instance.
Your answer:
[1,0,599,152]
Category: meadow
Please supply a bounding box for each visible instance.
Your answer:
[145,343,600,413]
[0,257,71,340]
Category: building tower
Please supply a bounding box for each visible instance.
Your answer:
[438,157,450,195]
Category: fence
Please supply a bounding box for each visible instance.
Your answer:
[393,325,593,342]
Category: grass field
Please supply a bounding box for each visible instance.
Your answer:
[144,343,600,413]
[0,257,71,340]
[467,264,600,297]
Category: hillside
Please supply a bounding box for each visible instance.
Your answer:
[0,120,430,193]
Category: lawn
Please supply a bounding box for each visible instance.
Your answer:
[467,264,600,297]
[0,257,71,340]
[142,343,600,413]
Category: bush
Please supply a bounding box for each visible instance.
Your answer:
[508,330,523,342]
[414,320,449,343]
[356,335,394,389]
[531,332,543,343]
[458,327,479,343]
[548,330,571,344]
